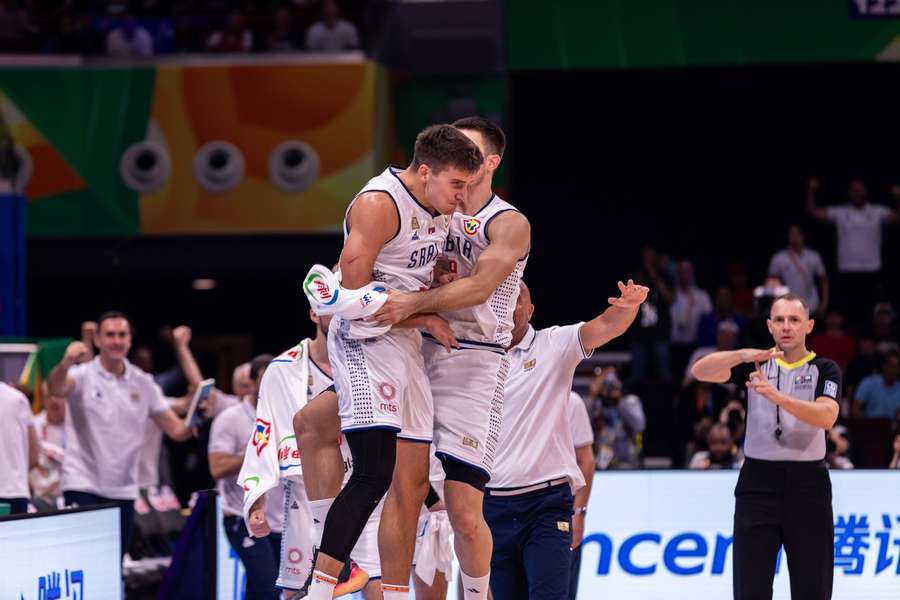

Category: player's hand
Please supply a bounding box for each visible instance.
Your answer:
[807,177,821,192]
[172,325,192,347]
[63,341,91,367]
[424,315,459,353]
[571,513,585,550]
[248,508,271,537]
[607,279,649,309]
[373,291,422,326]
[737,348,783,364]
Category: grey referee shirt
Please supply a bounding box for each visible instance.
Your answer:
[730,353,841,461]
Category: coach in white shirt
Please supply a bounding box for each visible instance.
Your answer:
[767,224,829,316]
[483,280,647,600]
[565,392,595,600]
[47,311,194,554]
[0,382,38,514]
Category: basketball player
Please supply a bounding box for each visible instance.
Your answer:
[372,116,531,600]
[303,124,483,600]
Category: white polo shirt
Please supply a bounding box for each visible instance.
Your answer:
[209,399,285,531]
[62,357,169,500]
[0,383,34,498]
[489,324,592,494]
[825,203,893,272]
[767,248,826,313]
[568,392,594,449]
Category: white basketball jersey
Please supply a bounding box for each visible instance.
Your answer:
[345,166,450,293]
[441,194,527,347]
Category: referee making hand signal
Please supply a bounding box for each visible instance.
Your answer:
[691,293,841,600]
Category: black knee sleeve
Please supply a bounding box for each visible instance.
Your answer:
[424,484,441,509]
[438,452,489,492]
[318,428,396,562]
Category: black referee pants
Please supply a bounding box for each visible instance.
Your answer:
[733,457,834,600]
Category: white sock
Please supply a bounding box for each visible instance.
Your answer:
[307,570,337,600]
[382,583,410,599]
[308,497,335,548]
[461,570,490,600]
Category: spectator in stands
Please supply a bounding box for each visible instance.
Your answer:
[853,352,900,419]
[30,382,67,507]
[264,5,299,50]
[809,309,856,370]
[767,224,829,317]
[684,319,740,387]
[209,353,283,600]
[0,381,38,514]
[726,260,754,316]
[670,259,712,378]
[106,17,154,57]
[305,0,358,51]
[806,177,900,325]
[46,311,194,554]
[588,367,645,469]
[890,434,900,469]
[688,423,743,470]
[845,332,879,402]
[628,245,673,384]
[207,10,253,52]
[826,426,854,470]
[697,286,745,348]
[0,0,36,52]
[872,302,900,357]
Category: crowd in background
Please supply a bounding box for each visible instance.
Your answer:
[0,0,360,56]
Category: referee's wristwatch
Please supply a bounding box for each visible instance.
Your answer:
[573,506,587,517]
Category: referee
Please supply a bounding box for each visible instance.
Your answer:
[692,293,841,600]
[484,279,647,600]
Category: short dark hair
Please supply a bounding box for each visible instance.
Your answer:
[98,310,131,333]
[771,293,810,317]
[453,116,506,158]
[411,124,483,175]
[250,353,274,381]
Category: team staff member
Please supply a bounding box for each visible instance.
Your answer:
[0,381,38,514]
[484,279,647,600]
[47,311,195,553]
[692,294,841,600]
[566,391,595,600]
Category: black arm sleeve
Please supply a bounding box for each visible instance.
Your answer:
[814,358,842,401]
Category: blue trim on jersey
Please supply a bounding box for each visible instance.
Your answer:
[346,188,401,244]
[435,450,491,480]
[397,436,433,444]
[421,331,506,353]
[389,165,438,217]
[472,193,497,217]
[341,424,402,434]
[269,359,294,364]
[308,356,332,382]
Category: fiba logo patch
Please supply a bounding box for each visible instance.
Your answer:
[824,380,838,399]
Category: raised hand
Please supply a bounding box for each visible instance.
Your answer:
[608,279,649,309]
[172,325,192,347]
[738,348,784,364]
[63,341,91,366]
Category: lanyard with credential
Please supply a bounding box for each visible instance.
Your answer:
[764,362,784,442]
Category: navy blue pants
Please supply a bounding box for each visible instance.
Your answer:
[0,496,29,514]
[63,490,135,556]
[484,483,574,600]
[224,515,282,600]
[568,543,582,600]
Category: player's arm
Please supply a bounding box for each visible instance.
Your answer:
[691,348,783,383]
[805,177,829,222]
[340,192,399,289]
[374,211,530,324]
[579,280,649,353]
[394,314,459,352]
[152,408,194,442]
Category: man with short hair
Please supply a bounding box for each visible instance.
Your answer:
[853,352,900,419]
[211,354,283,600]
[484,279,647,600]
[47,311,194,553]
[688,423,743,470]
[692,294,841,600]
[302,124,483,600]
[767,224,829,317]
